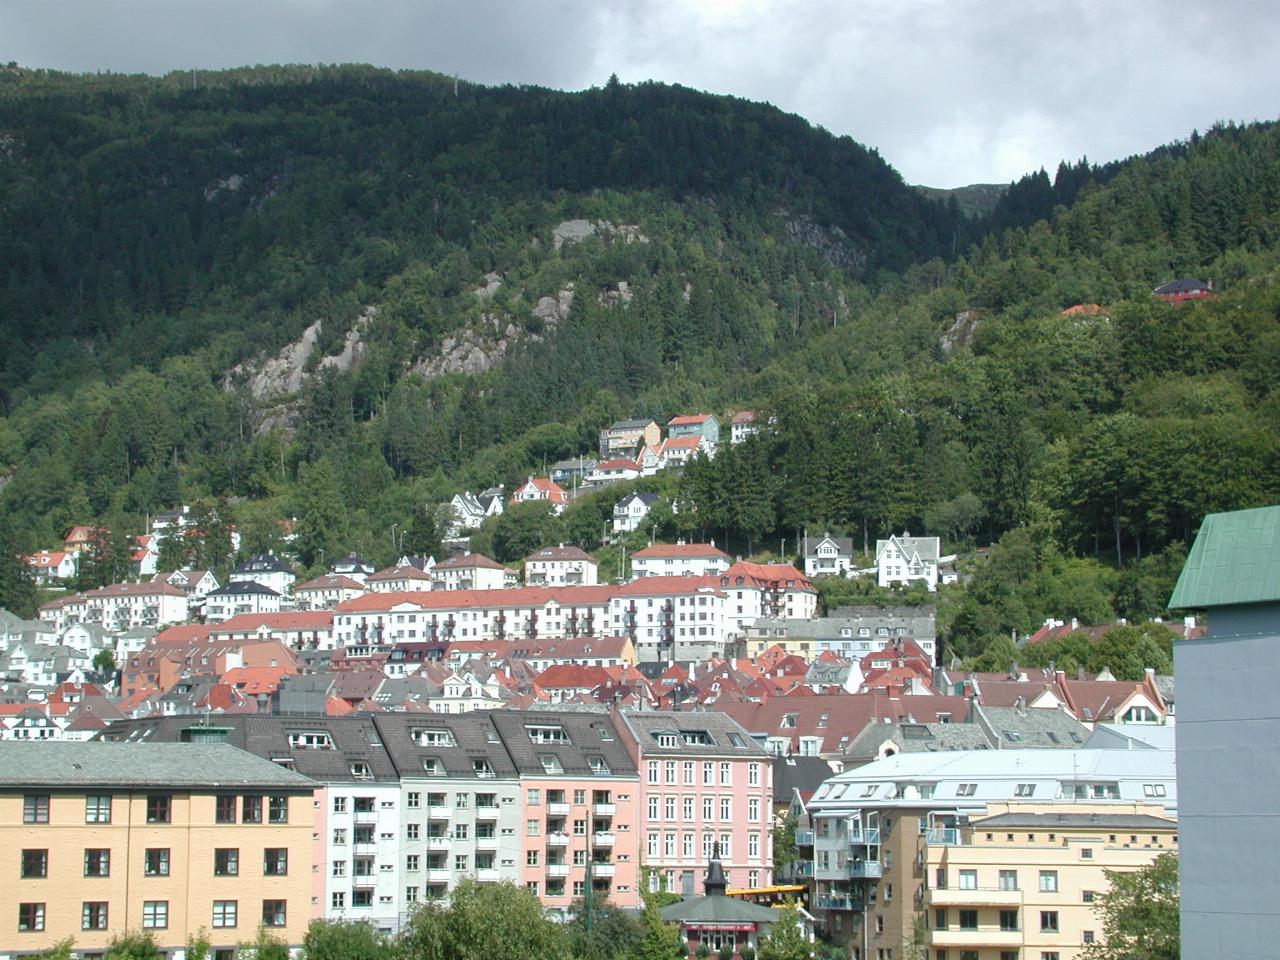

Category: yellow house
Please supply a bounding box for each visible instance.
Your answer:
[0,741,316,958]
[922,802,1177,960]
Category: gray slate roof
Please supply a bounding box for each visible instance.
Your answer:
[661,894,779,924]
[0,741,313,789]
[488,711,638,777]
[771,755,833,803]
[972,811,1177,830]
[620,710,766,758]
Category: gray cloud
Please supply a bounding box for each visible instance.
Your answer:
[2,0,1277,186]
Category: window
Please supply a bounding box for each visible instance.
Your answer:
[683,796,695,821]
[720,762,732,785]
[333,829,347,846]
[262,900,287,927]
[332,860,347,877]
[242,796,263,823]
[21,850,47,879]
[958,910,977,931]
[332,796,348,814]
[406,886,420,903]
[703,796,714,820]
[683,761,696,784]
[703,761,715,785]
[958,869,977,890]
[19,903,45,932]
[1081,848,1094,860]
[527,819,541,836]
[422,757,445,777]
[350,762,372,780]
[454,823,469,840]
[666,796,677,820]
[84,849,110,877]
[955,783,976,797]
[647,761,659,784]
[331,892,346,910]
[406,823,420,840]
[85,795,112,823]
[82,901,109,930]
[1083,930,1095,944]
[1014,783,1035,797]
[264,848,288,876]
[145,848,170,877]
[1041,954,1060,960]
[1144,783,1167,798]
[1040,911,1059,933]
[23,795,49,824]
[999,909,1018,931]
[573,819,587,836]
[665,761,677,784]
[213,900,237,928]
[748,833,760,859]
[748,797,760,822]
[1082,890,1096,903]
[935,909,946,930]
[998,869,1018,891]
[147,795,172,824]
[574,789,587,805]
[352,890,373,907]
[454,855,468,871]
[527,850,540,867]
[406,855,420,872]
[720,797,732,820]
[215,848,239,876]
[216,795,238,823]
[142,901,168,929]
[1039,871,1058,893]
[268,796,289,823]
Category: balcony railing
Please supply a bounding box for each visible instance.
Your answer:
[848,828,880,845]
[425,837,450,851]
[814,895,856,911]
[795,831,815,846]
[546,864,570,878]
[476,836,499,851]
[427,805,451,819]
[927,928,1023,947]
[927,887,1022,907]
[792,861,814,878]
[351,874,377,888]
[848,861,883,879]
[354,810,379,824]
[592,832,616,847]
[925,828,961,846]
[593,802,617,817]
[546,832,570,847]
[476,805,500,820]
[475,868,500,883]
[589,863,616,878]
[426,868,452,883]
[547,802,571,816]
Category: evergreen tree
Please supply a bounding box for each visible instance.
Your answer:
[0,515,37,617]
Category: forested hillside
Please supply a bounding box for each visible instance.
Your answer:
[0,65,1277,656]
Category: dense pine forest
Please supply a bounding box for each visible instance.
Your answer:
[1,64,1277,657]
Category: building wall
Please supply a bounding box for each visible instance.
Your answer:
[1176,605,1280,960]
[322,781,403,934]
[0,788,313,957]
[637,755,773,895]
[519,775,641,916]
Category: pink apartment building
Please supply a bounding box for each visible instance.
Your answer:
[487,711,642,917]
[617,711,774,895]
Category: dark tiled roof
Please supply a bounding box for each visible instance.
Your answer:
[771,755,833,802]
[0,741,312,789]
[488,711,637,777]
[620,710,767,757]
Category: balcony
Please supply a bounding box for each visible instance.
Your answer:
[546,864,570,878]
[792,861,814,878]
[848,861,883,879]
[925,828,961,846]
[593,802,617,817]
[475,868,500,883]
[476,805,500,821]
[848,828,880,845]
[795,831,815,847]
[353,843,377,856]
[928,928,1023,948]
[426,869,452,883]
[547,802,571,816]
[351,874,377,888]
[426,836,450,851]
[427,805,451,820]
[354,810,379,824]
[592,831,616,848]
[589,863,616,878]
[476,836,499,851]
[814,895,856,911]
[927,887,1022,907]
[815,863,849,881]
[546,832,570,847]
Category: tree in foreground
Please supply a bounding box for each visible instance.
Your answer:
[632,894,684,960]
[757,901,812,960]
[1083,852,1179,960]
[237,926,289,960]
[104,932,162,960]
[305,919,389,960]
[397,878,571,960]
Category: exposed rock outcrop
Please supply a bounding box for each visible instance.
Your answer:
[552,219,648,251]
[940,310,980,355]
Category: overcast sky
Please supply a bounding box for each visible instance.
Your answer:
[3,0,1278,187]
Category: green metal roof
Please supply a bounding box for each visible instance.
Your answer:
[1169,505,1280,610]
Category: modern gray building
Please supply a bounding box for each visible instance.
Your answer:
[1170,504,1280,960]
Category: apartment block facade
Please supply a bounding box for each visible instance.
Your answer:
[0,742,314,958]
[618,712,773,896]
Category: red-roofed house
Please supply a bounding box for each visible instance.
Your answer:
[431,552,512,591]
[25,550,77,585]
[667,413,720,447]
[729,410,757,445]
[208,611,334,651]
[657,435,709,470]
[511,476,569,514]
[524,544,599,586]
[293,574,367,609]
[130,534,160,576]
[366,564,435,593]
[631,542,731,578]
[532,663,616,703]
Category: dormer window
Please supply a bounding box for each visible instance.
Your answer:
[473,759,496,779]
[422,757,445,777]
[680,729,715,746]
[350,762,372,781]
[781,713,798,729]
[288,731,334,750]
[656,732,679,748]
[412,728,457,748]
[527,725,571,745]
[587,756,610,775]
[540,755,564,775]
